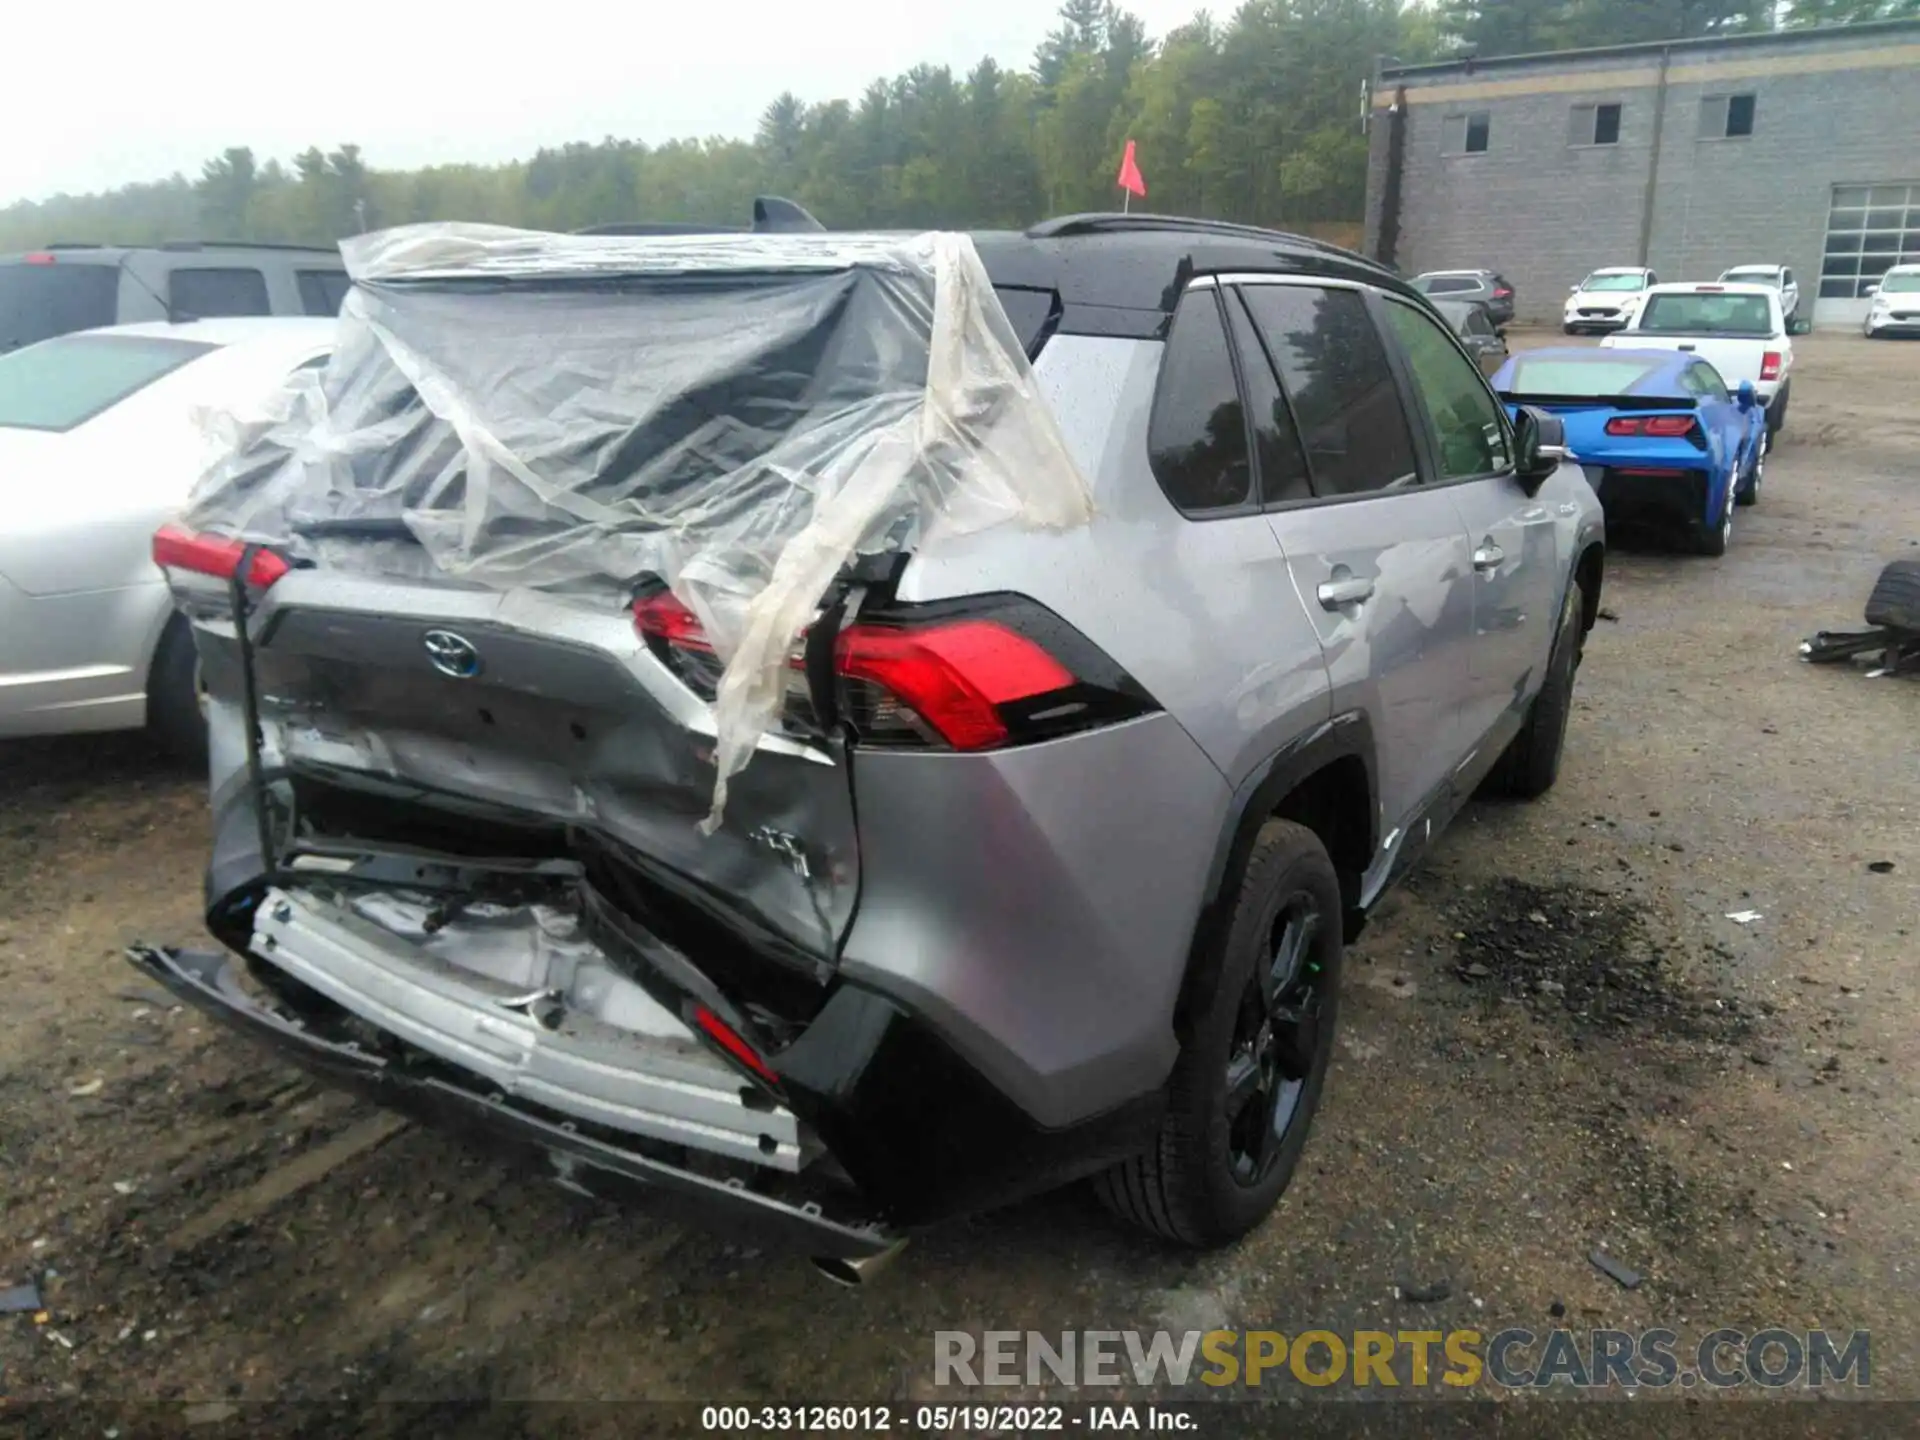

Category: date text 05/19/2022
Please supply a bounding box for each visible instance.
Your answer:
[701,1405,1195,1431]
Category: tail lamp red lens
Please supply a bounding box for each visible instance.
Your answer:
[1604,415,1698,439]
[632,589,1143,753]
[692,1005,780,1087]
[1759,351,1783,381]
[152,524,290,586]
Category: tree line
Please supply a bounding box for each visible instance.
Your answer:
[0,0,1909,254]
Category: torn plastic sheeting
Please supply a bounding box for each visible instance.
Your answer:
[183,224,1094,827]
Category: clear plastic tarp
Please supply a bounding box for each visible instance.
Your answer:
[185,223,1094,825]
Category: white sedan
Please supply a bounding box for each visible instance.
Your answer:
[0,317,334,757]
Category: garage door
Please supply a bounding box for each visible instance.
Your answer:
[1817,183,1920,328]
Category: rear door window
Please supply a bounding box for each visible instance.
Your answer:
[1147,290,1254,514]
[297,269,352,316]
[990,286,1059,358]
[0,261,119,351]
[0,334,215,432]
[169,267,270,319]
[1239,284,1420,497]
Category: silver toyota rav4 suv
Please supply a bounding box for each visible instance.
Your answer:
[134,211,1604,1279]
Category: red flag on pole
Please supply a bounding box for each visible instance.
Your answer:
[1116,139,1147,206]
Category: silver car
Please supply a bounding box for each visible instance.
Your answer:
[0,318,334,756]
[136,212,1604,1274]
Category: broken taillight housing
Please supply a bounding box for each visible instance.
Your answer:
[632,588,1158,752]
[152,524,291,587]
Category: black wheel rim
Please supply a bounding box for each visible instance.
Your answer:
[1224,894,1325,1187]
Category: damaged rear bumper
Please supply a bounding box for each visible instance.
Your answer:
[126,943,900,1261]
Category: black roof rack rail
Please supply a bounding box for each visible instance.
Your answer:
[43,242,109,251]
[1026,212,1315,244]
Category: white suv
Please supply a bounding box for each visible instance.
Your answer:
[1864,264,1920,338]
[1564,267,1657,334]
[1718,264,1800,321]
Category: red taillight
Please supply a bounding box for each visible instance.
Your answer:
[24,252,56,266]
[1760,351,1783,381]
[834,620,1075,751]
[1493,287,1512,298]
[1605,415,1698,439]
[632,588,1140,753]
[630,589,712,652]
[152,524,290,587]
[692,1005,780,1086]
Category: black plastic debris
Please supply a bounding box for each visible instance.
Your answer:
[1589,1250,1643,1290]
[0,1279,43,1313]
[1397,1279,1452,1303]
[1868,861,1895,875]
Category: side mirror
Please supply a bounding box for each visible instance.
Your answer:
[1865,284,1880,296]
[1736,380,1757,410]
[1569,284,1581,293]
[1513,407,1568,495]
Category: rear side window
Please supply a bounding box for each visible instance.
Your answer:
[297,269,352,316]
[169,267,270,319]
[991,286,1058,358]
[1147,290,1253,514]
[1239,285,1419,497]
[0,334,215,432]
[0,261,119,351]
[1420,276,1478,295]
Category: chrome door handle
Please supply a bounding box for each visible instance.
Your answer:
[1473,543,1505,572]
[1316,576,1375,610]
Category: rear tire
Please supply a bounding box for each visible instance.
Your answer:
[1094,821,1342,1249]
[147,618,207,766]
[1697,484,1734,557]
[1491,575,1585,799]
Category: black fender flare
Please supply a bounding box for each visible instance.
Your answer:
[1173,711,1378,1031]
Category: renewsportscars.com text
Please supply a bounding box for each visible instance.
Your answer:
[934,1328,1870,1390]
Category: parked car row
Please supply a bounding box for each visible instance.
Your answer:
[7,207,1808,1269]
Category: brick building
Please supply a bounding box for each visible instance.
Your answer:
[1362,20,1920,329]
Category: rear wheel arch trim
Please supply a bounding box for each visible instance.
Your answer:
[1175,712,1377,1031]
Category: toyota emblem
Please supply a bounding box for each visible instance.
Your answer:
[422,629,483,680]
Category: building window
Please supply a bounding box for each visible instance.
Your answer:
[1820,183,1920,299]
[1700,93,1756,140]
[1570,102,1622,146]
[1464,112,1490,153]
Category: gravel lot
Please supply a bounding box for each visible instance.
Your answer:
[1,332,1915,1430]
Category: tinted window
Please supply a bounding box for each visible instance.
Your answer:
[297,269,352,316]
[1147,291,1252,513]
[1382,300,1511,480]
[0,334,215,432]
[1464,114,1490,153]
[169,267,270,319]
[1594,102,1622,145]
[1240,285,1419,497]
[0,261,118,351]
[1726,93,1756,137]
[1420,276,1478,295]
[992,286,1057,357]
[1224,292,1313,506]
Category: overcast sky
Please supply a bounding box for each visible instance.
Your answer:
[2,0,1211,206]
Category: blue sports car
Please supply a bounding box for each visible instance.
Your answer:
[1490,347,1766,557]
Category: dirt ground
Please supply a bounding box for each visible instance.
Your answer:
[1,333,1916,1432]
